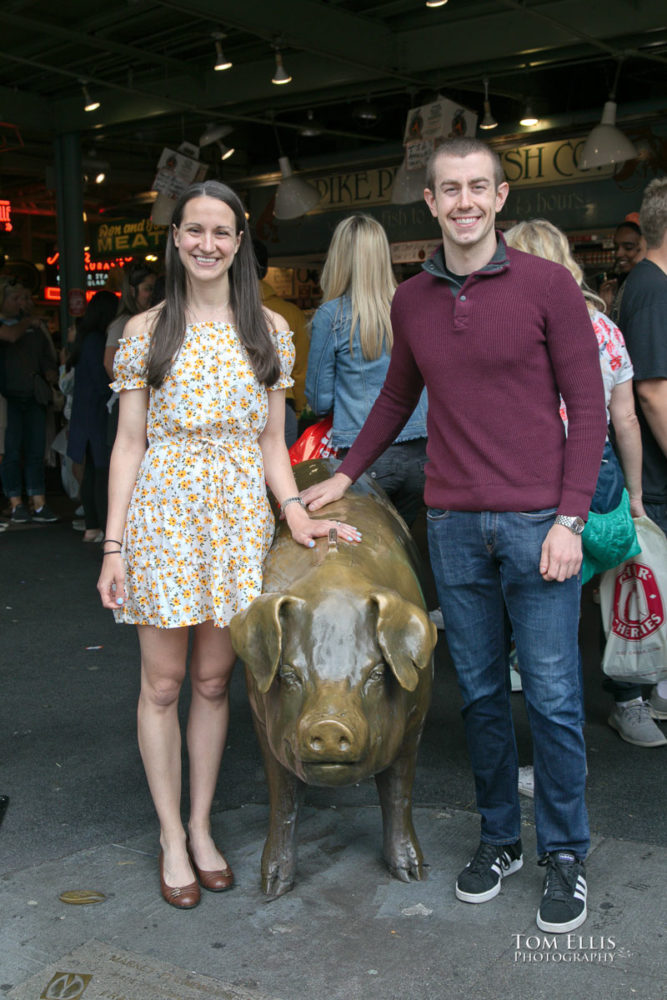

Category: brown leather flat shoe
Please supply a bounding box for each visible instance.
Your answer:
[159,850,201,909]
[187,842,234,892]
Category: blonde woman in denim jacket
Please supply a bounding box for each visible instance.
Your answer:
[306,214,428,526]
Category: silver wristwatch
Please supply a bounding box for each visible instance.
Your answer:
[554,514,585,535]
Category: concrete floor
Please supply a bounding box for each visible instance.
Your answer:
[1,503,665,1000]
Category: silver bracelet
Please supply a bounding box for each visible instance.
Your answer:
[282,496,306,512]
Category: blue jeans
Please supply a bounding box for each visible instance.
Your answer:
[1,396,47,498]
[645,502,667,538]
[427,508,589,859]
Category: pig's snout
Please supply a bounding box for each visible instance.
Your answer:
[299,714,367,763]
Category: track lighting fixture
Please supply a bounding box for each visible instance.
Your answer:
[519,102,539,127]
[272,50,292,86]
[80,81,100,113]
[479,77,497,130]
[212,32,232,72]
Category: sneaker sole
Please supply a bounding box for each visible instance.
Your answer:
[608,715,667,747]
[537,902,587,934]
[648,707,667,721]
[455,856,523,903]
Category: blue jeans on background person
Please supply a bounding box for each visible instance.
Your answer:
[1,396,47,498]
[644,502,667,538]
[427,507,589,859]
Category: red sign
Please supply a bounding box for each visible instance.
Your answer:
[0,199,12,233]
[611,563,665,641]
[68,288,87,317]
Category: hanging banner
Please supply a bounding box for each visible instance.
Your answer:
[403,97,478,169]
[152,144,207,200]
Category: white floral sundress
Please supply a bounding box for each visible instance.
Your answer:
[110,322,294,629]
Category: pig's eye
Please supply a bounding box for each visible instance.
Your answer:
[365,663,386,689]
[279,664,302,689]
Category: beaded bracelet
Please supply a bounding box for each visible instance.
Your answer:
[282,496,306,512]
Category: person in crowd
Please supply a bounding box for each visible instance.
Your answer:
[306,214,428,528]
[97,180,359,910]
[619,177,667,724]
[67,290,120,543]
[103,263,157,379]
[103,264,157,447]
[505,219,664,750]
[253,239,309,448]
[0,278,59,523]
[599,219,645,322]
[0,278,34,345]
[301,138,606,934]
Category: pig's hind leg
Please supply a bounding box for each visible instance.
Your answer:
[375,753,424,882]
[254,720,304,898]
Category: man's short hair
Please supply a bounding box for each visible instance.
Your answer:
[425,138,506,191]
[615,220,642,238]
[639,178,667,250]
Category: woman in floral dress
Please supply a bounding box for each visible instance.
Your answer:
[97,181,360,909]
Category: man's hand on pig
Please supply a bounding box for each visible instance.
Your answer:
[299,471,353,512]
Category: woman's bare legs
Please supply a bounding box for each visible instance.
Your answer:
[135,624,193,887]
[186,621,236,872]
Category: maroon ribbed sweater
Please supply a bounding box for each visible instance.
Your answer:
[339,244,607,519]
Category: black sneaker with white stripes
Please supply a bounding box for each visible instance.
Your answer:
[537,850,587,932]
[455,839,523,903]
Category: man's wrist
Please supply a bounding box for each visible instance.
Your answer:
[554,514,585,535]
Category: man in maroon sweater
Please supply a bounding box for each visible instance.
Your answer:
[303,138,606,933]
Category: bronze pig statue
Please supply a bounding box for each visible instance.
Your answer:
[230,459,437,898]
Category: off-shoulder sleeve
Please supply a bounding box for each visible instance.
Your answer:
[110,331,150,392]
[268,328,295,392]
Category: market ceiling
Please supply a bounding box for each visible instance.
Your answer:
[2,0,667,233]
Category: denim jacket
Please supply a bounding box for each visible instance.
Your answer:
[306,295,428,448]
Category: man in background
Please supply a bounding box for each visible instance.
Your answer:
[619,178,667,723]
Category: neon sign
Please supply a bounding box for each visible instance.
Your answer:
[0,199,12,233]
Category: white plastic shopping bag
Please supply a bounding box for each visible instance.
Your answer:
[600,516,667,684]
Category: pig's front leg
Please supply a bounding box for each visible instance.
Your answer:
[375,752,424,882]
[252,717,305,898]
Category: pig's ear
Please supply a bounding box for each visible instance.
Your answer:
[370,589,437,692]
[230,594,305,695]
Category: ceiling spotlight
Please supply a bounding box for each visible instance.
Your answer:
[95,171,106,184]
[426,1,448,7]
[300,109,323,137]
[479,77,497,130]
[519,102,539,127]
[80,81,100,113]
[355,96,379,122]
[199,122,233,147]
[272,50,292,86]
[217,141,235,161]
[212,32,232,71]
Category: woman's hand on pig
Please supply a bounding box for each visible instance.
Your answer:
[284,503,361,548]
[299,472,352,512]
